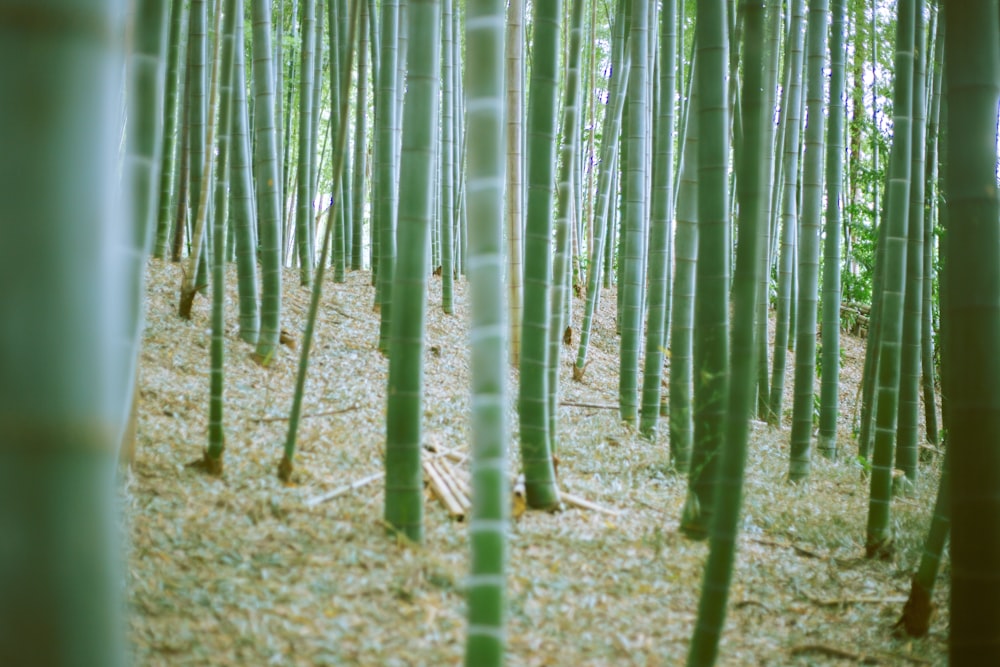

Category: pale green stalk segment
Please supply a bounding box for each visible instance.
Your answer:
[463,5,509,664]
[0,1,128,661]
[384,0,443,541]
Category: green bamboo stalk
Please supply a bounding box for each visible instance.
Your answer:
[897,444,949,637]
[154,0,188,259]
[787,0,829,482]
[546,0,585,450]
[517,0,562,509]
[618,0,649,425]
[943,2,1000,658]
[680,0,731,540]
[384,0,443,540]
[229,7,261,345]
[463,3,510,661]
[753,0,782,418]
[179,0,222,319]
[818,0,847,457]
[294,0,318,286]
[280,0,359,481]
[639,0,677,438]
[375,0,400,353]
[688,1,763,662]
[766,0,806,426]
[894,3,928,488]
[668,54,698,474]
[920,9,943,447]
[189,0,210,293]
[574,0,630,379]
[865,0,917,560]
[251,0,286,365]
[438,0,456,313]
[204,0,241,472]
[505,0,525,366]
[351,0,369,270]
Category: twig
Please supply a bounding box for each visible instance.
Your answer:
[789,644,879,664]
[559,401,619,410]
[253,404,359,423]
[804,594,908,607]
[748,536,825,559]
[789,644,931,666]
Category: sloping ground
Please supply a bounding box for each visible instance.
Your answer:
[125,259,947,666]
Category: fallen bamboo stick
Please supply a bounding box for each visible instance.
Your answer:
[439,459,477,506]
[560,490,621,516]
[303,471,383,508]
[423,459,466,520]
[428,458,470,512]
[559,401,619,410]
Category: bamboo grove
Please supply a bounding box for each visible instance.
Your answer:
[2,0,1000,664]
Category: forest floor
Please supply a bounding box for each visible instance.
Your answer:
[124,259,948,666]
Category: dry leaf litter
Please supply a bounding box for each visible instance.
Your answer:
[125,259,948,666]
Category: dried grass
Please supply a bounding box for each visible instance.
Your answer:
[125,259,947,666]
